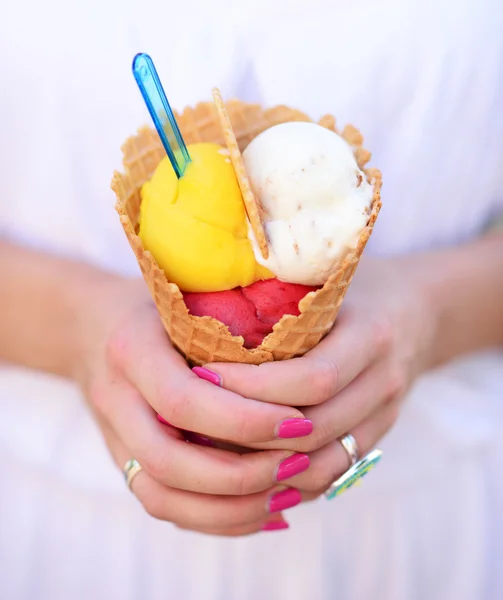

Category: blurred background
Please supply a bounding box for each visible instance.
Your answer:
[1,0,502,599]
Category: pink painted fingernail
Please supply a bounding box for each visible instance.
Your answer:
[268,488,302,513]
[276,418,313,439]
[192,366,222,387]
[157,414,172,426]
[276,454,310,482]
[184,431,215,447]
[262,520,290,532]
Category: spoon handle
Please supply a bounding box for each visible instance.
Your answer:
[132,53,191,178]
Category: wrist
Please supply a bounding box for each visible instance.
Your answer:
[69,269,150,387]
[63,266,125,380]
[387,254,442,374]
[397,236,503,368]
[402,255,445,372]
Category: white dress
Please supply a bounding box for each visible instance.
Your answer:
[1,1,503,599]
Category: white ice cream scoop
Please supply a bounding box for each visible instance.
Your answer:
[243,121,373,285]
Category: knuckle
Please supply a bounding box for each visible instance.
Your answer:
[232,411,261,444]
[310,423,332,452]
[226,466,249,496]
[308,359,339,403]
[226,458,261,496]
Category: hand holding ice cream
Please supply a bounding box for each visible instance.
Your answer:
[110,70,383,534]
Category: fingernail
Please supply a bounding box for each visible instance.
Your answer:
[157,414,171,426]
[192,366,222,387]
[262,520,290,532]
[276,454,310,482]
[268,488,302,513]
[184,431,215,447]
[276,418,313,439]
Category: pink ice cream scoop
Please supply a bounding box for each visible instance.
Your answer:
[183,279,318,348]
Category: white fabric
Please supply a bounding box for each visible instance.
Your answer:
[1,0,503,598]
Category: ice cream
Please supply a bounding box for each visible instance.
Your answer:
[138,139,318,349]
[114,97,382,364]
[139,143,271,293]
[137,120,374,349]
[243,122,373,286]
[183,279,318,348]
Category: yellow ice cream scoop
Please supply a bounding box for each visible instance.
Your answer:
[139,143,272,293]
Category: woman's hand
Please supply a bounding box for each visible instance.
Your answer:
[3,236,501,532]
[203,256,440,499]
[76,276,314,536]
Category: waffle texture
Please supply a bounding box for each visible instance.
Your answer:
[112,99,382,366]
[211,88,269,259]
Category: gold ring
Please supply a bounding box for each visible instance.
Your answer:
[123,458,143,491]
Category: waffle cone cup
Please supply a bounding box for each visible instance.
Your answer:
[112,99,382,366]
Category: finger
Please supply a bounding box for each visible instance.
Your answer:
[101,410,299,532]
[133,476,301,531]
[176,522,265,537]
[244,359,396,453]
[205,308,392,406]
[290,398,399,495]
[109,315,311,443]
[99,379,310,495]
[175,514,290,537]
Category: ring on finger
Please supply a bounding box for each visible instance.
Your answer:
[324,448,383,501]
[123,458,143,491]
[339,433,360,467]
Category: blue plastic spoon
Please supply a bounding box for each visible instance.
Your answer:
[132,53,191,178]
